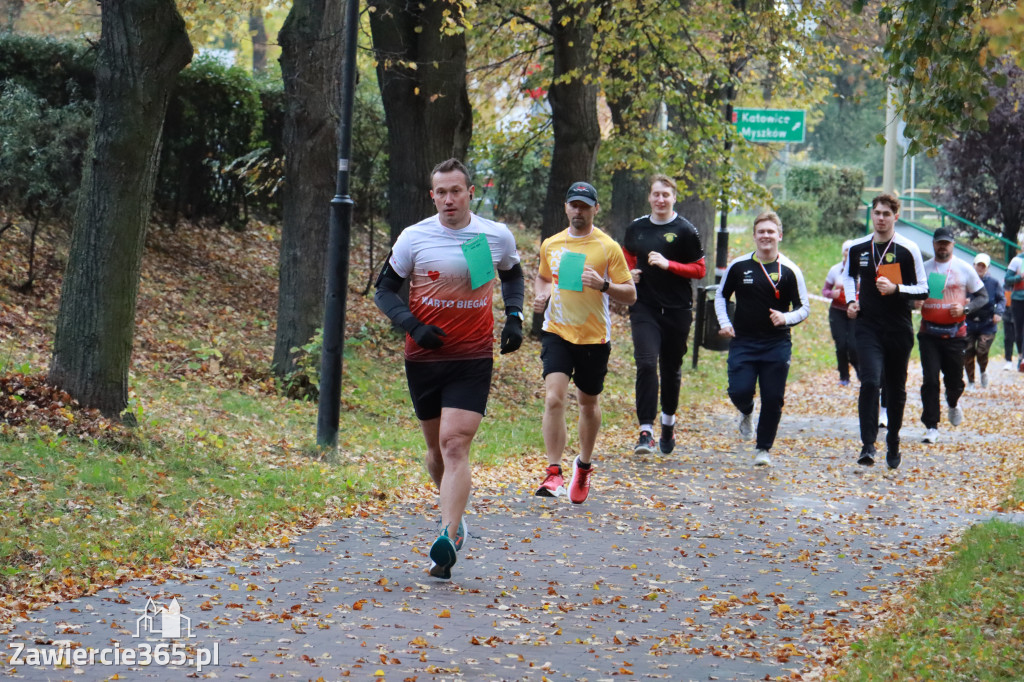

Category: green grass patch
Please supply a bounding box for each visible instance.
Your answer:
[1003,478,1024,512]
[836,520,1024,681]
[0,379,401,590]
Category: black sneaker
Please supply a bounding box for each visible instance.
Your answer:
[634,430,655,454]
[857,445,876,467]
[658,425,675,454]
[428,530,457,580]
[886,449,901,470]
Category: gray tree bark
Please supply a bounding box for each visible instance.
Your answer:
[540,0,601,243]
[271,0,344,376]
[249,10,268,74]
[606,98,657,243]
[369,0,473,243]
[48,0,192,419]
[608,170,649,243]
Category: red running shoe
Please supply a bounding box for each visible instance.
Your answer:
[568,456,592,504]
[534,464,565,497]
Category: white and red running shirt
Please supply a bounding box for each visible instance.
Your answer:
[920,255,984,337]
[388,213,520,361]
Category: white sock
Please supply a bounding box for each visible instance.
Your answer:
[639,424,654,434]
[661,413,676,426]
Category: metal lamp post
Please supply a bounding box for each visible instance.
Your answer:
[317,0,360,448]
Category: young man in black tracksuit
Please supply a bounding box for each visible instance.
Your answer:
[714,211,810,468]
[622,174,706,455]
[842,193,928,470]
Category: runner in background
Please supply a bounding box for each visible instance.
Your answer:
[1004,235,1024,371]
[714,211,810,468]
[916,228,987,444]
[822,240,858,386]
[622,174,706,455]
[532,182,636,504]
[963,252,1003,390]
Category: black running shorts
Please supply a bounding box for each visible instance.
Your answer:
[540,332,610,396]
[404,358,493,421]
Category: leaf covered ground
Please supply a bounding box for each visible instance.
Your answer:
[2,218,1024,680]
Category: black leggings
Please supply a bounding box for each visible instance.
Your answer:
[1005,308,1017,361]
[629,301,692,424]
[1013,299,1024,361]
[828,307,858,380]
[856,324,913,451]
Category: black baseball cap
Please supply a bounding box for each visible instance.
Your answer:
[933,227,955,243]
[565,181,598,206]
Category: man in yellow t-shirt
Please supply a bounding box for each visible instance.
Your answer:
[532,182,636,504]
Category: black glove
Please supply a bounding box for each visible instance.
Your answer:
[500,315,523,355]
[409,322,446,350]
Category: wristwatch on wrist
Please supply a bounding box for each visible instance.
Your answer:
[508,310,524,320]
[601,279,610,292]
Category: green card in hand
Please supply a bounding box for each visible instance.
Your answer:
[558,251,586,291]
[461,233,495,290]
[927,271,947,299]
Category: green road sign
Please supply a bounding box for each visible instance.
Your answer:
[733,108,805,143]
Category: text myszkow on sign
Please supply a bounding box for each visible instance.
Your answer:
[733,108,806,143]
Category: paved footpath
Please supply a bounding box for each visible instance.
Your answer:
[4,367,1023,682]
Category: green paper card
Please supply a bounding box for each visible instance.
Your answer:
[927,271,947,299]
[558,251,586,291]
[461,233,494,289]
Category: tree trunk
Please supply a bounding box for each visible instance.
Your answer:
[369,0,473,243]
[249,10,269,74]
[605,99,656,244]
[540,0,600,243]
[677,189,716,286]
[602,13,658,245]
[608,169,648,243]
[272,0,344,376]
[667,88,725,287]
[1,0,24,31]
[48,0,192,420]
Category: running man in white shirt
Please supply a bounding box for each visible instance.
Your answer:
[374,158,525,579]
[916,227,987,444]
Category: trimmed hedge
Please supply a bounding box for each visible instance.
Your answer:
[1,34,389,231]
[775,199,821,239]
[0,33,95,105]
[0,34,279,225]
[0,82,92,223]
[157,55,268,227]
[785,163,865,237]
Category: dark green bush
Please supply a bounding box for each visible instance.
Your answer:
[775,199,821,240]
[473,122,550,228]
[0,33,95,106]
[0,81,92,288]
[257,81,287,160]
[0,82,92,224]
[0,35,273,226]
[0,34,390,230]
[156,55,266,227]
[350,74,390,229]
[786,163,865,236]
